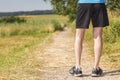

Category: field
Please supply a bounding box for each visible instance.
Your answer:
[0,14,120,79]
[0,15,68,71]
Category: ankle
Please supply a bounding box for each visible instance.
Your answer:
[75,65,81,69]
[94,66,100,70]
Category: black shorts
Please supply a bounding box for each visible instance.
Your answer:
[76,3,109,29]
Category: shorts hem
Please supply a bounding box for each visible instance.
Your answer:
[76,26,89,29]
[93,24,109,28]
[76,24,109,29]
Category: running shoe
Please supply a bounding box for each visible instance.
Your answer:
[69,66,83,77]
[91,67,103,77]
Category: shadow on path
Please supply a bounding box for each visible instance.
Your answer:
[103,69,120,76]
[73,69,120,78]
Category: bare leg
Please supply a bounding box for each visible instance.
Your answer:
[93,27,103,69]
[75,29,85,69]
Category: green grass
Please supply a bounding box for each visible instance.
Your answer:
[0,15,68,71]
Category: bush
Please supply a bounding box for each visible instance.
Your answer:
[110,20,120,37]
[103,27,116,43]
[51,20,63,31]
[103,20,120,43]
[0,16,26,24]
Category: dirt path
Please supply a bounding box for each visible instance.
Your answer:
[37,27,120,80]
[2,27,120,80]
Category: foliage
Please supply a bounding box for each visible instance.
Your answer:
[107,0,120,15]
[103,20,120,43]
[45,0,77,21]
[51,20,63,31]
[45,0,120,21]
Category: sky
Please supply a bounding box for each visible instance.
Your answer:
[0,0,52,12]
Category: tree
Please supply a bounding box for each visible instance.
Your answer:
[51,0,77,21]
[45,0,120,21]
[44,0,77,21]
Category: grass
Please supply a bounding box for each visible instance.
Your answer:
[70,14,120,70]
[0,15,68,71]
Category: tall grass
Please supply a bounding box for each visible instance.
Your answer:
[0,15,68,71]
[51,20,64,31]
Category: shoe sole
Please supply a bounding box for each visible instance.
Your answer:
[91,74,102,77]
[74,74,83,77]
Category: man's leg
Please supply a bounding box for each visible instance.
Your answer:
[93,27,103,69]
[75,29,85,69]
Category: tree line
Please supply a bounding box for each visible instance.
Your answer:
[0,10,54,17]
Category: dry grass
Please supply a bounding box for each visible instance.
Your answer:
[0,14,68,72]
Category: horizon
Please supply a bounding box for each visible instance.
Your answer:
[0,9,53,13]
